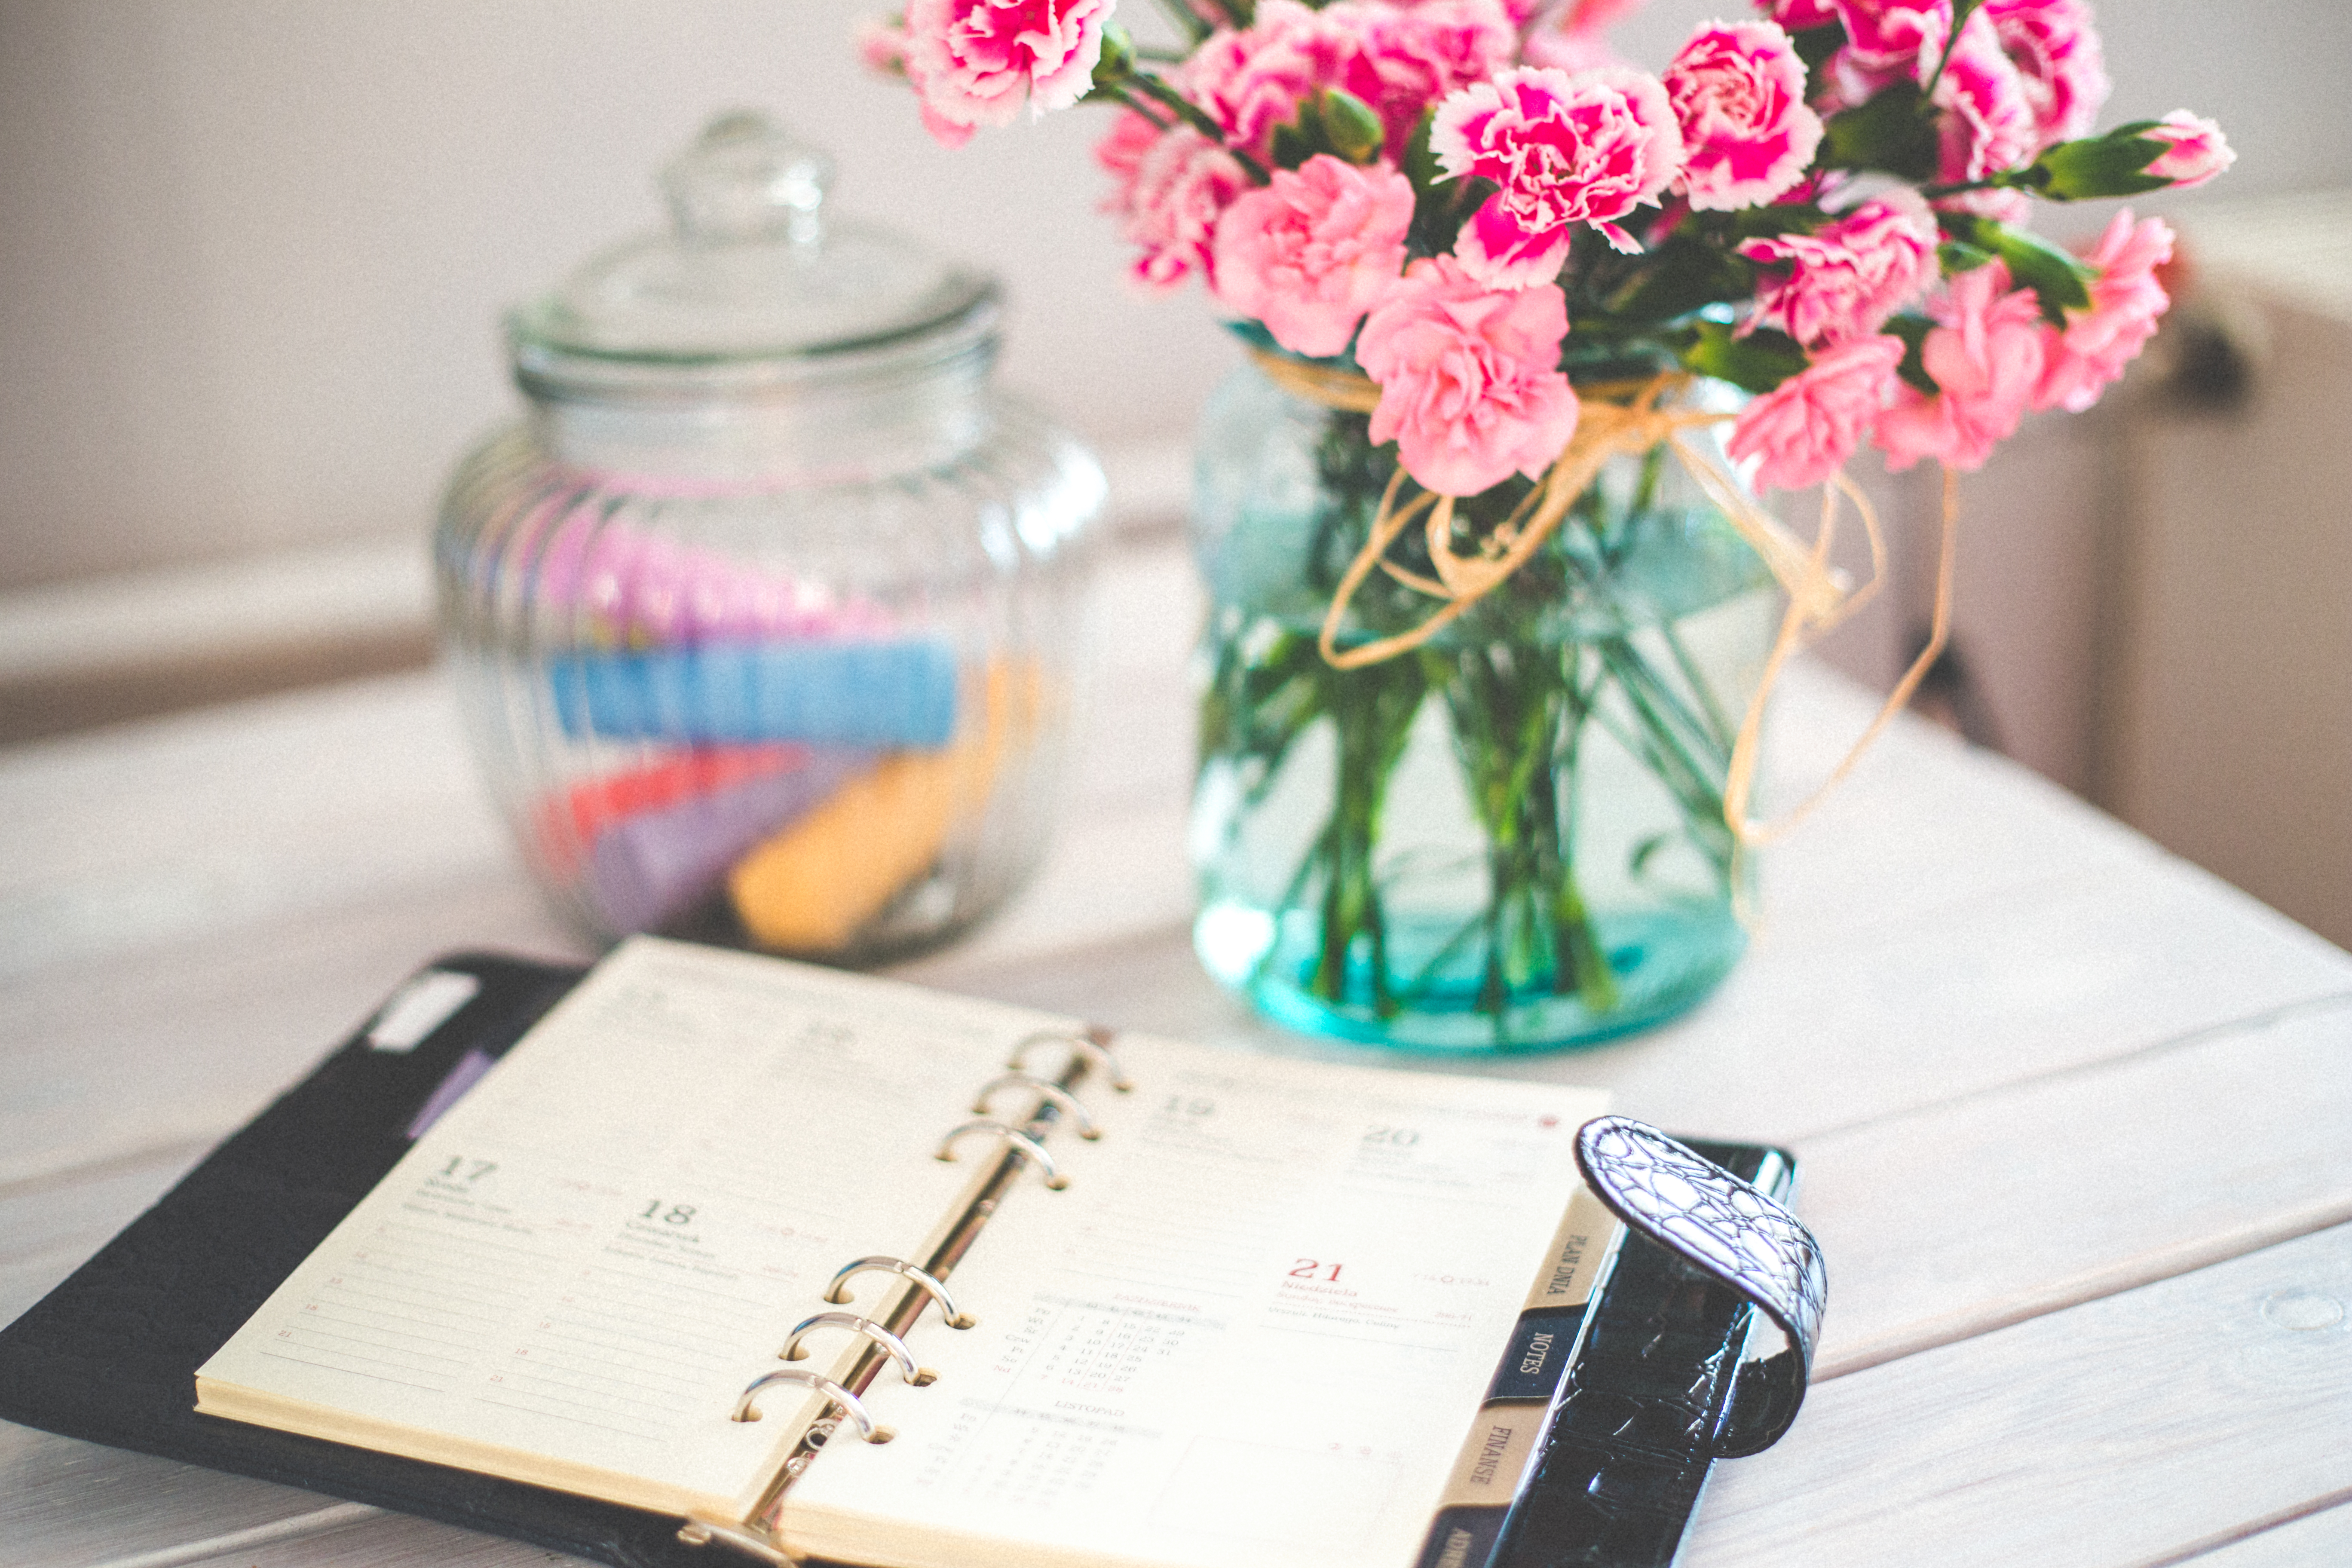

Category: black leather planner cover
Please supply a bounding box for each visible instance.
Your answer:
[0,953,1791,1568]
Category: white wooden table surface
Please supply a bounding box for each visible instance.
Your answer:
[4,540,2349,1568]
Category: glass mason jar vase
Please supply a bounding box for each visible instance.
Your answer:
[435,115,1103,964]
[1189,356,1776,1051]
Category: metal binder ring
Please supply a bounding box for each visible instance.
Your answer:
[781,1312,936,1387]
[1006,1029,1133,1092]
[972,1072,1102,1139]
[824,1255,976,1329]
[732,1369,893,1442]
[936,1118,1070,1189]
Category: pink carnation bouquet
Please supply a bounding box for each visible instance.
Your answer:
[860,0,2229,1047]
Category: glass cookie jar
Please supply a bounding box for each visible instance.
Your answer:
[435,113,1105,964]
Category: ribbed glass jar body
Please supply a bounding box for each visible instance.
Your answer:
[435,349,1104,964]
[1189,360,1774,1051]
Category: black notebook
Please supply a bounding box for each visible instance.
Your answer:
[0,939,1791,1568]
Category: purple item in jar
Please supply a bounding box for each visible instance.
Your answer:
[588,748,875,932]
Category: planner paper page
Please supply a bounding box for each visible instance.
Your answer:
[787,1035,1609,1568]
[197,937,1073,1519]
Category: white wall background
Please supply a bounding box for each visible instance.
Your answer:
[1,0,2346,590]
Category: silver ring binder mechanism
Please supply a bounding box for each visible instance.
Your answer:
[934,1118,1069,1189]
[688,1021,1123,1562]
[824,1255,976,1329]
[1007,1028,1132,1091]
[732,1369,891,1442]
[782,1313,934,1386]
[972,1072,1102,1138]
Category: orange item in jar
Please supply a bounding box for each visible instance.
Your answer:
[725,662,1040,952]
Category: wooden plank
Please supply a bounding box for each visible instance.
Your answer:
[0,672,514,986]
[0,1424,372,1568]
[1684,1222,2352,1567]
[1803,994,2352,1375]
[0,870,588,1188]
[918,850,2352,1148]
[0,1146,205,1326]
[2185,1499,2352,1567]
[162,1509,579,1568]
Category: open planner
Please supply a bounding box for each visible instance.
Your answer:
[189,937,1623,1568]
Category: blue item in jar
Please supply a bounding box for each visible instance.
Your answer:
[587,748,876,932]
[548,638,960,747]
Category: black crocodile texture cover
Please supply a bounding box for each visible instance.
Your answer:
[1573,1117,1825,1384]
[0,953,759,1568]
[1492,1139,1796,1568]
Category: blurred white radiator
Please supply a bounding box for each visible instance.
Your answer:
[2104,191,2352,949]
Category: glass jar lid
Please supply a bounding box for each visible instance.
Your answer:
[510,112,998,400]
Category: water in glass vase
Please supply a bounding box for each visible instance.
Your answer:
[1188,360,1776,1052]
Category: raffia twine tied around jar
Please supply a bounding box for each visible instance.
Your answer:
[1246,347,1961,852]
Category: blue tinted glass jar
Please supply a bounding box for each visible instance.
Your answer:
[435,115,1103,963]
[1189,356,1775,1051]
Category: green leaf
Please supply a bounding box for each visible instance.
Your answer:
[1403,106,1442,192]
[1721,205,1828,243]
[1791,21,1845,79]
[1599,236,1759,329]
[1937,239,1996,273]
[2028,125,2174,201]
[1089,24,1136,91]
[1318,88,1384,165]
[1270,119,1317,171]
[1883,313,1939,396]
[1820,82,1940,181]
[1943,213,2094,322]
[1403,108,1487,260]
[1681,321,1809,395]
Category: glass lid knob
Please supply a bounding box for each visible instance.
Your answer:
[662,111,834,248]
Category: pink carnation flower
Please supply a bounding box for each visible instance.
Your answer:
[1835,0,1952,77]
[1664,20,1823,212]
[1101,122,1251,291]
[1739,192,1939,348]
[1728,335,1907,491]
[1212,155,1416,357]
[2143,110,2235,188]
[1186,0,1514,161]
[903,0,1114,135]
[1523,0,1645,73]
[1761,0,1840,28]
[1356,257,1581,496]
[1931,8,2038,214]
[1874,260,2047,473]
[1094,106,1159,190]
[2034,210,2174,413]
[1432,66,1684,283]
[1979,0,2109,149]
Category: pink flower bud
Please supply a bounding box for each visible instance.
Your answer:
[2143,110,2234,189]
[853,15,910,78]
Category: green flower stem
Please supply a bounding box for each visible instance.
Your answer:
[1310,652,1427,1012]
[1195,386,1763,1040]
[1660,621,1740,753]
